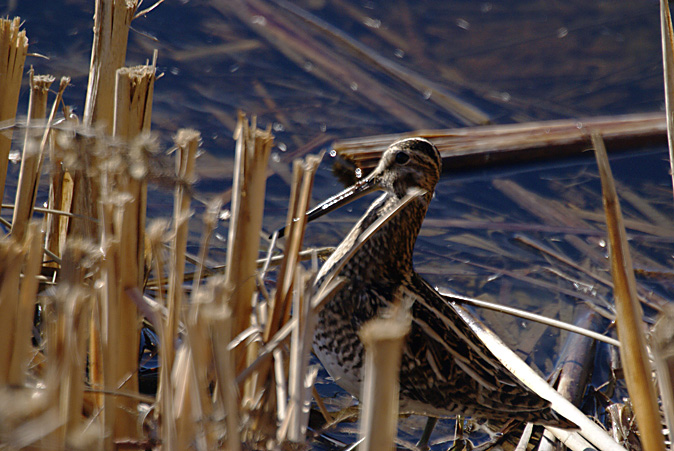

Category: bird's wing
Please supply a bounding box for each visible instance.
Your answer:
[404,273,552,414]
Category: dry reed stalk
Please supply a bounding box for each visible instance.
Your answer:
[446,299,626,451]
[53,284,94,449]
[172,200,226,449]
[592,133,666,451]
[145,219,178,450]
[652,304,674,445]
[210,280,241,451]
[538,309,602,451]
[164,129,199,381]
[83,0,138,132]
[57,239,100,447]
[275,273,304,441]
[660,0,674,200]
[44,107,77,268]
[88,62,158,444]
[0,17,28,215]
[223,113,273,396]
[113,63,156,139]
[68,133,101,241]
[332,112,666,173]
[96,188,137,448]
[144,135,190,451]
[11,71,54,241]
[172,344,207,450]
[358,313,410,451]
[443,291,621,348]
[173,211,229,451]
[112,60,156,287]
[7,222,43,387]
[279,157,322,443]
[0,235,25,385]
[265,157,317,342]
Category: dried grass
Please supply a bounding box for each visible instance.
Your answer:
[0,1,671,450]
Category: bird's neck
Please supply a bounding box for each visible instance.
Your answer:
[317,191,431,286]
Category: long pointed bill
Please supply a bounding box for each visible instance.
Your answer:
[274,174,380,238]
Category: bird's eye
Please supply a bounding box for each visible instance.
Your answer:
[395,151,410,165]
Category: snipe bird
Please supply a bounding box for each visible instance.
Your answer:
[310,138,570,427]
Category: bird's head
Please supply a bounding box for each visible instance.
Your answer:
[369,138,442,198]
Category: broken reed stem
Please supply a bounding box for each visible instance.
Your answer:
[0,17,28,215]
[92,63,158,443]
[283,270,318,442]
[44,108,77,267]
[34,77,71,265]
[96,190,139,447]
[358,314,410,451]
[174,306,216,444]
[592,133,666,451]
[223,113,273,398]
[11,70,54,241]
[60,287,93,446]
[7,222,43,386]
[265,155,320,342]
[83,0,138,132]
[0,234,24,384]
[210,282,241,451]
[171,199,226,448]
[538,309,603,451]
[68,132,101,241]
[332,112,667,174]
[96,196,120,451]
[145,220,179,450]
[652,304,674,444]
[448,301,625,451]
[263,156,321,428]
[165,129,199,374]
[277,156,322,442]
[113,60,156,287]
[172,340,207,450]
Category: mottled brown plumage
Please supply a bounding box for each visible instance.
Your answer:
[312,138,570,426]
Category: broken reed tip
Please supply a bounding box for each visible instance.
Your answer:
[117,65,156,78]
[174,128,201,146]
[32,74,56,85]
[359,316,410,346]
[1,17,28,44]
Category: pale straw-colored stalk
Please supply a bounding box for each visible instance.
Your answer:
[450,301,626,451]
[83,0,138,132]
[651,304,674,445]
[7,222,43,386]
[173,199,225,449]
[592,133,666,451]
[0,17,28,214]
[11,71,54,241]
[0,236,24,384]
[358,312,410,451]
[210,280,241,451]
[155,129,199,448]
[93,60,158,445]
[222,114,273,408]
[165,129,199,376]
[278,155,322,442]
[44,107,78,268]
[112,57,156,284]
